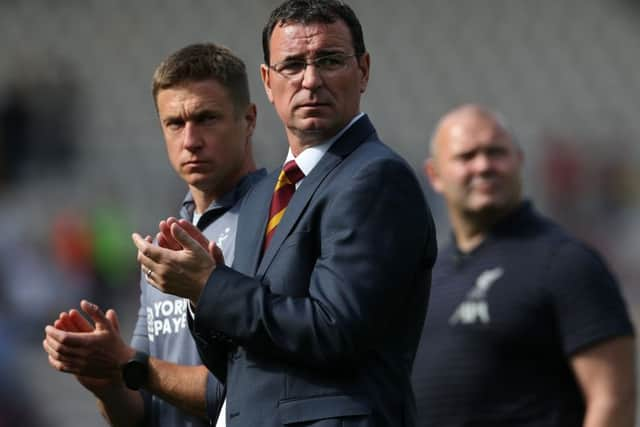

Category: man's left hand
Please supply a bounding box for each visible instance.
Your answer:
[132,220,220,305]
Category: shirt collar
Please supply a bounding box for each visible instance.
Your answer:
[449,199,533,257]
[179,168,267,221]
[284,112,365,176]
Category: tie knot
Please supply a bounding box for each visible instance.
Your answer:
[283,160,305,185]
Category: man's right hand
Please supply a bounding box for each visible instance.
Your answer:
[43,300,135,395]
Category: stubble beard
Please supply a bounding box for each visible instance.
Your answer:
[462,195,521,231]
[287,123,334,149]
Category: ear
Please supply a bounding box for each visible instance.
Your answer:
[424,157,443,194]
[244,103,257,138]
[357,52,371,94]
[260,64,274,104]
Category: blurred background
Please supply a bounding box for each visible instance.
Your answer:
[0,0,638,425]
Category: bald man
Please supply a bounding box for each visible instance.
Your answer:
[411,104,636,427]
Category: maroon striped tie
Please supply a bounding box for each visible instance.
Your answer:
[263,160,305,253]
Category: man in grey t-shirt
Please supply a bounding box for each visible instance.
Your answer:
[131,170,264,426]
[43,43,264,426]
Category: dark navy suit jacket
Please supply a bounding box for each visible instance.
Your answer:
[191,115,437,426]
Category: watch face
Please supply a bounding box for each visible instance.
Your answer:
[123,362,144,390]
[122,353,148,390]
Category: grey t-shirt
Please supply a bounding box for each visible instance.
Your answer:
[130,170,265,426]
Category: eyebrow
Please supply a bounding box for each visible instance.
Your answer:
[191,109,219,120]
[162,107,220,123]
[279,48,346,61]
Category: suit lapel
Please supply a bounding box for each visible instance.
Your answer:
[234,171,278,275]
[257,115,377,277]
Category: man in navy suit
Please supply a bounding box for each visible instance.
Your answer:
[132,1,437,425]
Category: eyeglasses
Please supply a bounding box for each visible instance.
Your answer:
[268,53,357,80]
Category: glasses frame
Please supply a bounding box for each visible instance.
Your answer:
[268,53,358,80]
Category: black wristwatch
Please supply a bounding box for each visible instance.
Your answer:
[121,351,149,390]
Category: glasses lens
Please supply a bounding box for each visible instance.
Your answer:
[315,54,348,71]
[272,54,354,79]
[275,60,305,77]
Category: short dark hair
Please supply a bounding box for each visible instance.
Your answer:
[152,43,250,114]
[262,0,366,64]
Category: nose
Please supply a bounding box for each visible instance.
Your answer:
[300,63,323,91]
[183,122,202,151]
[472,154,493,173]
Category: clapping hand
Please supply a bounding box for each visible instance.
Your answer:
[132,217,224,305]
